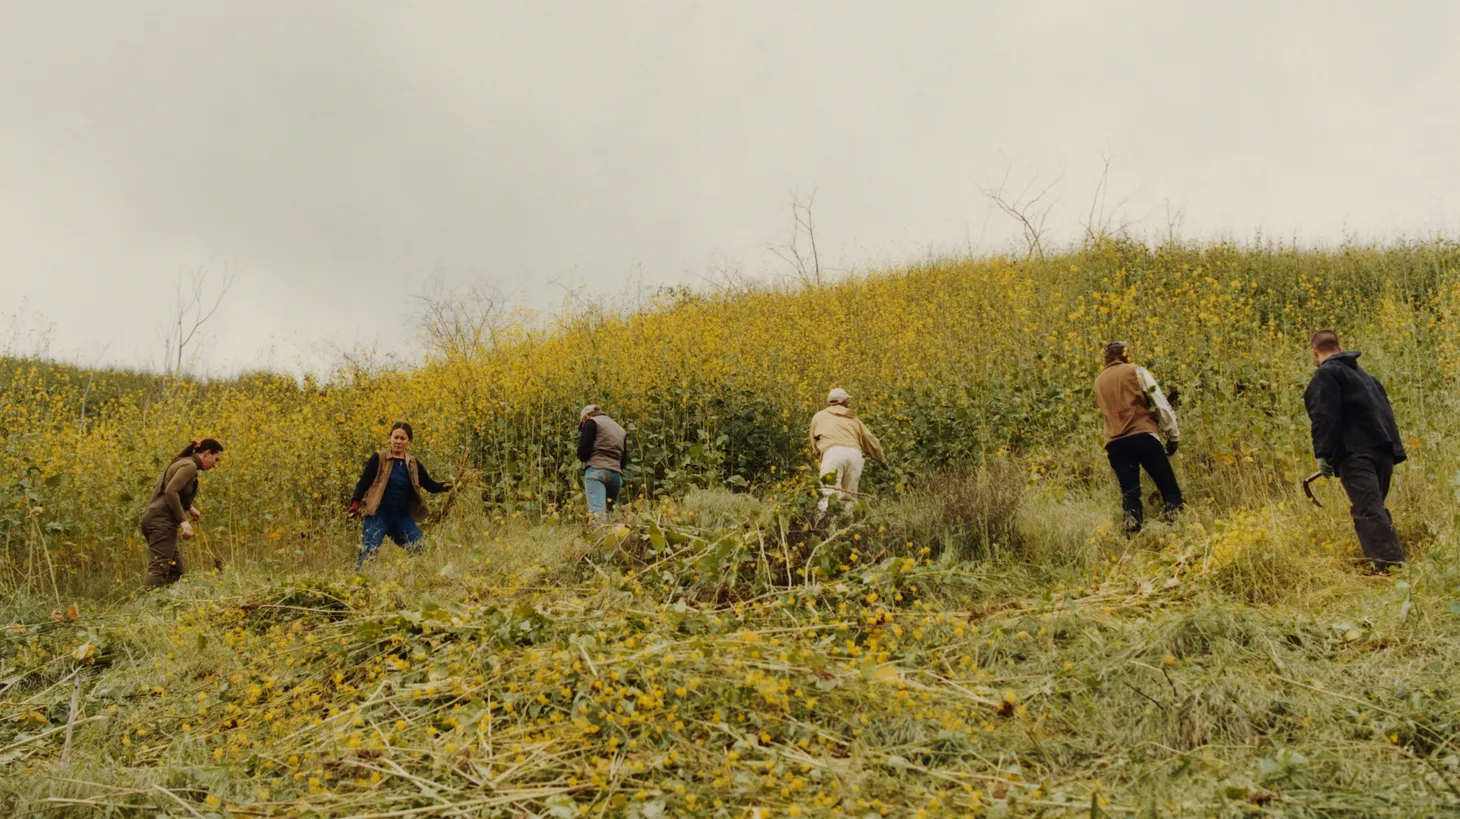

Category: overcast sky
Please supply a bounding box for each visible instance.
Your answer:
[4,2,1458,374]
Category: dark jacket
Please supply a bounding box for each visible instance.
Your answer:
[1303,351,1406,466]
[350,452,450,520]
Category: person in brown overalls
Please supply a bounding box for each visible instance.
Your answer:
[139,438,224,589]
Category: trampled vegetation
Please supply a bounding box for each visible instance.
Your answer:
[5,240,1460,815]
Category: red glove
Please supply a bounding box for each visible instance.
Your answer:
[347,501,361,519]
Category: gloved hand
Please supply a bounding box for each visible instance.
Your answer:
[1318,457,1335,479]
[1164,439,1178,457]
[347,501,361,520]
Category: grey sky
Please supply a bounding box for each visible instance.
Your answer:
[3,2,1458,373]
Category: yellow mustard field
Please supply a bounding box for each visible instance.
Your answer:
[3,240,1460,595]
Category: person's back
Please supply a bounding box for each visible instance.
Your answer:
[810,404,884,460]
[584,414,627,471]
[1304,351,1405,467]
[1094,362,1161,443]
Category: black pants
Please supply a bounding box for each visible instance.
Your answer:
[1337,449,1405,571]
[1106,434,1184,533]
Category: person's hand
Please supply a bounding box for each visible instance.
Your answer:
[180,521,195,540]
[1318,457,1335,479]
[347,501,361,520]
[188,506,202,523]
[1165,439,1178,457]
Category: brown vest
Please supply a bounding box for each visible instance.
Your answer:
[360,451,428,521]
[1094,362,1159,444]
[585,415,627,472]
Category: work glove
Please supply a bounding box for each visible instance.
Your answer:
[1164,439,1178,457]
[347,501,361,520]
[1317,457,1335,479]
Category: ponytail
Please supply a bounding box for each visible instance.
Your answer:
[174,438,224,461]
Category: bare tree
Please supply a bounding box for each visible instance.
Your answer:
[1162,199,1187,246]
[694,252,758,299]
[769,188,825,288]
[1,297,55,359]
[416,273,506,359]
[982,163,1062,261]
[1082,151,1141,247]
[160,262,241,377]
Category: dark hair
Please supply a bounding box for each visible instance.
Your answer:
[390,421,414,441]
[1311,329,1341,353]
[175,438,224,460]
[1103,341,1130,365]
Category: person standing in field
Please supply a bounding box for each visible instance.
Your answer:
[1303,330,1407,572]
[577,404,627,523]
[348,422,452,571]
[1094,342,1183,533]
[139,438,224,589]
[810,388,886,513]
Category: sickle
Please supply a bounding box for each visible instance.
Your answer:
[1302,472,1324,508]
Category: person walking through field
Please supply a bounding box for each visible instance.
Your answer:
[1094,342,1183,533]
[139,438,224,589]
[1303,330,1407,572]
[577,404,627,523]
[810,388,885,514]
[348,422,452,571]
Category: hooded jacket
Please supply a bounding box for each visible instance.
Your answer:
[1303,351,1406,466]
[809,405,886,461]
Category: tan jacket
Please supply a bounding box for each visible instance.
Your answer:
[1094,362,1179,444]
[809,405,885,461]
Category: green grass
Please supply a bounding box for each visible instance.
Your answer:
[5,480,1460,817]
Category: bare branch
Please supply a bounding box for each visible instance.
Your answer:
[982,162,1062,261]
[416,272,507,359]
[769,188,826,288]
[160,261,242,377]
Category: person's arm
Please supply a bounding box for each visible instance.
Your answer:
[1304,370,1344,462]
[619,437,629,471]
[577,420,598,463]
[349,453,380,510]
[860,422,887,464]
[416,461,451,493]
[163,460,198,523]
[1136,367,1179,443]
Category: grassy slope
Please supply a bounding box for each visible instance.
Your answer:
[4,485,1460,818]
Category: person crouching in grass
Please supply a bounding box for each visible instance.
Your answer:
[348,422,451,571]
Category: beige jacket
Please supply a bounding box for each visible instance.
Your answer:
[809,405,885,461]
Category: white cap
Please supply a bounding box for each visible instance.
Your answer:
[827,388,850,404]
[579,404,602,421]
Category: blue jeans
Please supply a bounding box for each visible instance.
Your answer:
[584,468,622,522]
[356,512,423,571]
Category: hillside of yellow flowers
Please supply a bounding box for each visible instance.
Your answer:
[6,239,1460,815]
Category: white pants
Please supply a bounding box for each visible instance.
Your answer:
[818,446,865,511]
